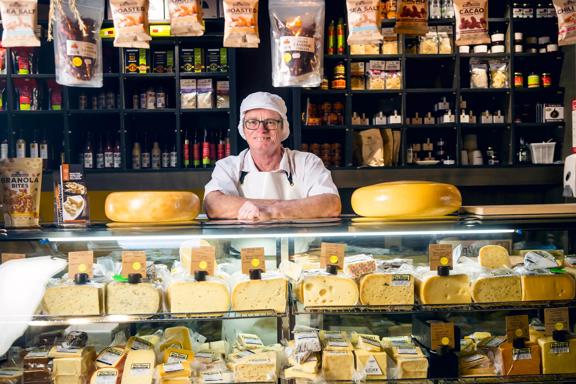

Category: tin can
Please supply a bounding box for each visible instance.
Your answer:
[527,73,540,88]
[514,72,524,87]
[541,72,552,87]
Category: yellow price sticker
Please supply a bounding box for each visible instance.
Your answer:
[132,262,141,271]
[515,329,524,337]
[555,322,564,331]
[199,261,208,270]
[251,259,260,268]
[78,264,87,273]
[440,257,449,265]
[72,57,83,67]
[329,255,339,264]
[441,337,450,346]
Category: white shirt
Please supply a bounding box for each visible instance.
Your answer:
[205,148,339,198]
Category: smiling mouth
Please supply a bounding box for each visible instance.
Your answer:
[253,137,271,141]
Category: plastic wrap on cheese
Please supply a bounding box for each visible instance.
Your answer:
[104,191,200,223]
[231,272,288,314]
[42,279,104,316]
[106,281,161,316]
[343,255,376,278]
[295,270,359,308]
[167,279,230,316]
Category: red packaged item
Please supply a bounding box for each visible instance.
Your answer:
[454,0,490,46]
[13,77,38,110]
[11,47,35,74]
[47,80,63,110]
[395,0,429,35]
[0,42,6,74]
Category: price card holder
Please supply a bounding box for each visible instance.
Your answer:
[320,242,345,269]
[121,251,147,278]
[506,314,529,341]
[68,251,94,278]
[1,253,25,264]
[430,321,456,350]
[544,307,569,336]
[429,244,453,270]
[241,247,266,274]
[190,246,216,276]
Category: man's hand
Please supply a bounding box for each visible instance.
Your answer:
[237,201,274,222]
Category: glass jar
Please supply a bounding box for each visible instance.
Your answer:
[514,72,524,87]
[541,72,552,87]
[527,72,540,88]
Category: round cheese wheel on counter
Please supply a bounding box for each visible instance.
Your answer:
[105,191,200,223]
[351,181,462,218]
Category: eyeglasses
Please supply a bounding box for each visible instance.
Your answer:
[244,119,282,130]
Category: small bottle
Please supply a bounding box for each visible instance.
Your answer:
[139,89,147,109]
[132,142,141,169]
[146,87,156,110]
[406,147,414,164]
[169,143,178,168]
[217,128,225,160]
[327,20,335,55]
[225,129,231,157]
[151,141,161,169]
[40,135,49,170]
[104,135,113,168]
[29,130,39,158]
[156,87,166,109]
[336,18,345,55]
[0,137,8,160]
[161,143,170,168]
[193,128,201,168]
[513,2,523,18]
[113,138,122,169]
[210,130,217,166]
[141,133,150,168]
[202,126,210,168]
[518,137,529,163]
[83,133,94,169]
[96,134,104,169]
[183,129,190,168]
[445,0,454,18]
[430,0,441,19]
[16,133,26,158]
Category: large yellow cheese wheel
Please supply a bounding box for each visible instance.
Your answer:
[105,191,200,223]
[351,181,462,218]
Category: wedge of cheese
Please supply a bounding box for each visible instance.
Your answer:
[90,368,119,384]
[95,347,126,369]
[352,333,382,352]
[106,282,161,315]
[321,350,355,380]
[416,273,471,305]
[121,350,156,384]
[287,353,319,374]
[157,361,192,379]
[478,245,511,269]
[471,275,522,303]
[231,278,287,314]
[351,181,462,218]
[284,367,319,380]
[354,350,387,380]
[359,273,414,306]
[162,327,192,351]
[521,274,576,301]
[42,284,103,316]
[320,331,353,351]
[105,191,200,223]
[168,280,230,316]
[296,274,359,307]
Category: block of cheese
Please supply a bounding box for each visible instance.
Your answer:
[359,273,414,306]
[236,333,264,350]
[322,350,355,380]
[538,335,576,374]
[158,361,192,379]
[287,354,319,374]
[230,352,277,382]
[178,239,214,272]
[416,273,471,305]
[354,350,387,380]
[95,347,126,369]
[0,368,22,383]
[162,327,192,351]
[382,337,428,379]
[49,346,96,360]
[284,367,319,380]
[459,353,494,376]
[90,368,119,384]
[521,274,576,301]
[231,277,288,314]
[471,275,522,303]
[352,333,382,352]
[168,280,230,315]
[320,331,353,351]
[54,375,88,384]
[121,350,156,384]
[53,348,96,376]
[125,336,154,351]
[106,281,161,315]
[351,181,462,218]
[104,191,200,223]
[496,340,541,376]
[297,274,359,307]
[162,349,194,364]
[478,245,511,269]
[42,283,103,316]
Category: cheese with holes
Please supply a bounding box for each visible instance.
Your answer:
[354,350,387,380]
[105,191,200,223]
[121,350,156,384]
[162,349,194,364]
[96,347,126,369]
[42,283,103,316]
[521,274,576,301]
[90,368,119,384]
[471,275,522,303]
[359,273,414,305]
[230,352,276,382]
[162,327,192,351]
[321,351,355,380]
[158,361,192,379]
[478,245,511,269]
[351,181,462,218]
[106,282,161,315]
[538,336,576,374]
[231,278,288,314]
[416,273,471,304]
[168,280,230,315]
[297,275,359,307]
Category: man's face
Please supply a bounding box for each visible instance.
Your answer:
[243,108,283,155]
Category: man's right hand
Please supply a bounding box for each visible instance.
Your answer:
[237,201,275,222]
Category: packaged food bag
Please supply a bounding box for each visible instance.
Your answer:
[553,0,576,46]
[346,0,383,45]
[0,158,42,228]
[454,0,490,46]
[223,0,260,47]
[395,0,429,35]
[0,0,41,47]
[109,0,152,48]
[168,0,204,36]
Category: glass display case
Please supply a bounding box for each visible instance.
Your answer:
[1,216,576,383]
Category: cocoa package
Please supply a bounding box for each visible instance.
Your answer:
[454,0,490,46]
[110,0,152,48]
[395,0,429,35]
[168,0,204,36]
[0,0,41,47]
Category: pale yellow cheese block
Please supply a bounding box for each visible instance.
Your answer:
[42,284,103,316]
[90,368,119,384]
[284,367,319,380]
[521,274,576,301]
[179,239,212,272]
[162,327,193,351]
[230,351,277,382]
[162,349,194,364]
[351,181,462,218]
[231,278,288,314]
[359,273,414,305]
[95,347,126,369]
[297,275,359,307]
[478,245,511,269]
[52,348,96,376]
[471,275,522,303]
[105,191,200,223]
[538,336,576,374]
[167,280,230,315]
[121,350,156,384]
[287,354,319,374]
[416,273,471,305]
[320,331,354,351]
[106,282,161,315]
[354,350,387,380]
[353,334,383,352]
[321,350,355,380]
[54,376,89,384]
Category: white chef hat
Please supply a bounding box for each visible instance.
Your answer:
[238,92,290,142]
